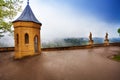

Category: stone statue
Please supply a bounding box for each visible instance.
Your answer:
[104,32,109,46]
[89,32,94,46]
[105,32,109,41]
[89,32,92,41]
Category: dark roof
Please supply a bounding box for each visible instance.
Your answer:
[13,4,42,25]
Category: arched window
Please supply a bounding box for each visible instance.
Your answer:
[16,34,19,44]
[25,33,29,44]
[34,35,38,52]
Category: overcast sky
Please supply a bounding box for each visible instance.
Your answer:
[15,0,120,41]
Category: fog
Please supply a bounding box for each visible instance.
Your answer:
[35,2,120,42]
[0,0,120,47]
[0,33,14,47]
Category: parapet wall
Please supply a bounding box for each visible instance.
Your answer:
[0,47,14,52]
[0,43,120,52]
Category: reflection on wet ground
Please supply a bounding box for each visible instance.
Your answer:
[0,46,120,80]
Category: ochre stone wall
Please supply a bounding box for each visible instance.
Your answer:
[13,21,41,59]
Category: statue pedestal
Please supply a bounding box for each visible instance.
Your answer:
[104,40,109,46]
[89,40,94,46]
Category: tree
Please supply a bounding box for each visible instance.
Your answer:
[118,28,120,36]
[0,0,23,37]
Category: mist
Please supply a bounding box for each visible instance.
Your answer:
[0,33,14,47]
[34,1,120,42]
[0,0,120,47]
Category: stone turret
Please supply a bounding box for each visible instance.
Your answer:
[12,1,42,59]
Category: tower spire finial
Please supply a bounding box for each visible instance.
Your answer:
[27,0,29,5]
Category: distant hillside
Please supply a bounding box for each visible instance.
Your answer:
[42,37,120,48]
[109,38,120,43]
[0,36,120,48]
[93,37,104,44]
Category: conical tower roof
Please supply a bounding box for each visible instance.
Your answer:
[13,2,42,25]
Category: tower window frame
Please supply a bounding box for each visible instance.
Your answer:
[25,33,29,44]
[16,34,19,44]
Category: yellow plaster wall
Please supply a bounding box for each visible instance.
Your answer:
[13,21,41,59]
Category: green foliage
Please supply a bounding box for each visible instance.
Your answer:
[113,54,120,61]
[118,28,120,36]
[0,0,23,37]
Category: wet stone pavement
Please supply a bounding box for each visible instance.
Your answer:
[0,46,120,80]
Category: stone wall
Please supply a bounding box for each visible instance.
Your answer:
[0,43,120,52]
